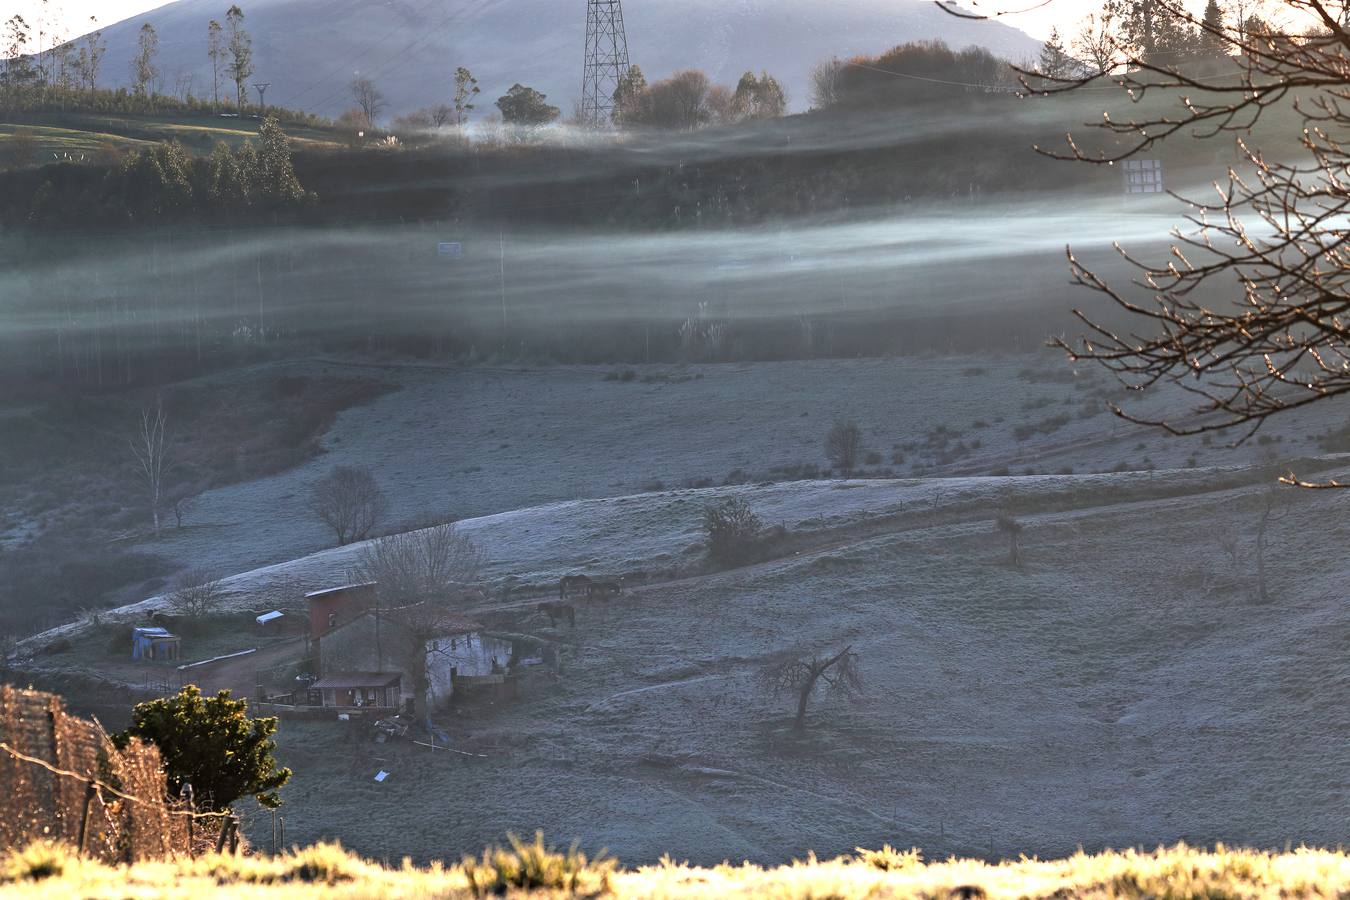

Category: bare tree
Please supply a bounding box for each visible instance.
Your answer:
[168,568,226,618]
[354,524,486,607]
[1252,484,1289,603]
[825,420,863,472]
[1022,0,1350,487]
[309,465,387,546]
[351,526,488,719]
[130,399,170,536]
[996,513,1024,566]
[350,75,384,127]
[810,57,843,109]
[763,645,862,732]
[1071,9,1123,75]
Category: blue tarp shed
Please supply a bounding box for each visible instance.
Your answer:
[132,626,181,661]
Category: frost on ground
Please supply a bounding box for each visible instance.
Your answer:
[25,462,1344,867]
[131,353,1344,580]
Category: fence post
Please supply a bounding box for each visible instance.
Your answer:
[229,815,240,855]
[279,816,284,852]
[76,782,98,856]
[214,817,231,854]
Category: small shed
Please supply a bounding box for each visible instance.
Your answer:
[131,627,181,662]
[255,610,287,634]
[311,672,402,710]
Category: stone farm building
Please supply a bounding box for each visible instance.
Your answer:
[318,605,513,712]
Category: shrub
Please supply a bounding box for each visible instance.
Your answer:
[825,420,862,471]
[116,685,291,811]
[702,497,762,566]
[461,832,614,898]
[854,844,923,872]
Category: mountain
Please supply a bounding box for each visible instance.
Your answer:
[86,0,1043,119]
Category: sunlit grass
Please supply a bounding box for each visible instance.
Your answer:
[0,839,1345,898]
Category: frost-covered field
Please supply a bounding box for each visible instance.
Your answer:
[35,465,1335,866]
[19,353,1349,867]
[237,467,1346,866]
[136,353,1341,580]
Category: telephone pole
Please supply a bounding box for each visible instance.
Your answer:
[581,0,630,127]
[253,82,270,116]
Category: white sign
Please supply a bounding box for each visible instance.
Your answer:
[374,770,389,783]
[437,242,463,259]
[1122,159,1164,195]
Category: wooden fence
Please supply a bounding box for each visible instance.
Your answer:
[0,686,228,861]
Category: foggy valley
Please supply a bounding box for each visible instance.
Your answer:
[0,1,1348,896]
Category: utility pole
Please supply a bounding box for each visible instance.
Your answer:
[581,0,631,127]
[253,81,270,116]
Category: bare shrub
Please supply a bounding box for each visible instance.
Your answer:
[763,645,862,732]
[702,497,762,566]
[825,420,862,472]
[355,524,485,607]
[309,465,387,546]
[168,568,225,618]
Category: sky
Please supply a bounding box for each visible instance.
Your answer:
[12,0,1093,42]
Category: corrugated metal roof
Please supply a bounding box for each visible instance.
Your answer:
[255,611,286,625]
[312,672,403,690]
[132,627,176,638]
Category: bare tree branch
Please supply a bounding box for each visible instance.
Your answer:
[985,1,1350,486]
[763,644,862,732]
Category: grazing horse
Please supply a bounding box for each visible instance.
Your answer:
[587,580,622,600]
[559,575,592,599]
[538,601,576,629]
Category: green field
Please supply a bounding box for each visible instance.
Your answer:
[0,112,341,165]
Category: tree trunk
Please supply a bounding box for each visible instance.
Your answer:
[793,678,815,732]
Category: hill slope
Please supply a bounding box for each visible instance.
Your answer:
[21,466,1350,864]
[85,0,1042,118]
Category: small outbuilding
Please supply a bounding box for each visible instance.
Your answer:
[131,627,181,662]
[311,672,403,710]
[255,610,288,634]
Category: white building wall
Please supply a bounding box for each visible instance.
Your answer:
[425,632,515,708]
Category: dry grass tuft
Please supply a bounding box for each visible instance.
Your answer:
[462,831,615,897]
[0,839,1347,898]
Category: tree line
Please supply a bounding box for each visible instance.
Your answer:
[24,116,310,226]
[0,4,317,125]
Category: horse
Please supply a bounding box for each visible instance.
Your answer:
[537,601,576,629]
[559,575,592,599]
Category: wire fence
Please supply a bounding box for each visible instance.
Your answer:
[0,686,236,862]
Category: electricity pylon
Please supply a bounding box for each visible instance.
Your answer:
[581,0,630,127]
